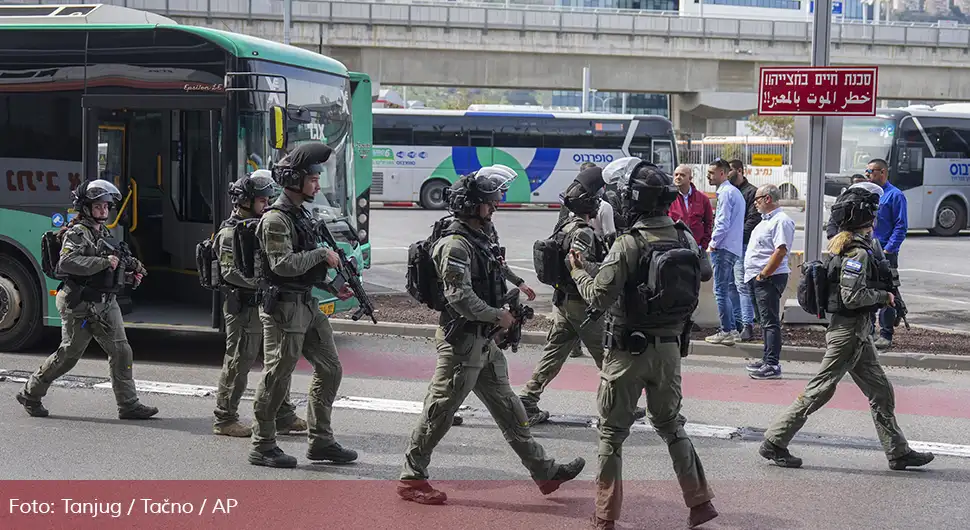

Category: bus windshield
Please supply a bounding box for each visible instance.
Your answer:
[840,116,896,175]
[238,61,355,228]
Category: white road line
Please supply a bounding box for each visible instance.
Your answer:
[507,265,536,273]
[904,293,970,305]
[9,375,970,459]
[898,268,970,280]
[371,246,410,251]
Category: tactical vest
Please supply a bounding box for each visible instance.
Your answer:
[558,219,604,297]
[610,222,701,332]
[439,221,507,321]
[60,223,125,294]
[824,240,887,316]
[256,205,326,289]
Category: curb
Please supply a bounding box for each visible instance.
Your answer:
[330,319,970,372]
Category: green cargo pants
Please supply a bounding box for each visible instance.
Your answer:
[401,326,559,482]
[214,300,298,427]
[25,290,140,412]
[520,297,605,404]
[595,340,714,522]
[252,297,342,452]
[764,314,910,459]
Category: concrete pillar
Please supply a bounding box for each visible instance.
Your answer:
[669,94,682,132]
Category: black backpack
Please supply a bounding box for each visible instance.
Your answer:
[406,216,454,311]
[232,218,261,280]
[797,259,831,319]
[195,234,220,290]
[630,224,702,327]
[532,222,571,288]
[40,230,64,280]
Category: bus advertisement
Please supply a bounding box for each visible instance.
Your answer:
[370,108,678,209]
[828,107,970,236]
[0,4,372,351]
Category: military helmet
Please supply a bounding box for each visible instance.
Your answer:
[444,165,518,217]
[229,170,277,206]
[272,142,334,189]
[72,179,122,212]
[560,166,605,217]
[830,182,882,230]
[602,156,679,219]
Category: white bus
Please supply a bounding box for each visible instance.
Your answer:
[827,107,970,236]
[371,108,678,209]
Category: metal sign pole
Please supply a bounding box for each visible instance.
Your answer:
[804,0,833,264]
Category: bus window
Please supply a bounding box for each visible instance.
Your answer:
[894,117,930,192]
[373,115,413,146]
[411,115,466,146]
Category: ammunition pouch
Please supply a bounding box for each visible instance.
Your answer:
[603,318,678,355]
[260,285,313,316]
[62,279,114,309]
[223,287,260,315]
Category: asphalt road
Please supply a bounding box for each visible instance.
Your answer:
[1,330,969,528]
[365,207,970,332]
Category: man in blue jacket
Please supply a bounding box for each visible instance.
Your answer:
[866,158,907,350]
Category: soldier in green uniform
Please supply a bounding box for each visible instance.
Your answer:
[568,157,718,530]
[248,143,357,468]
[212,170,307,437]
[17,179,158,420]
[759,186,934,471]
[397,166,586,505]
[519,165,647,425]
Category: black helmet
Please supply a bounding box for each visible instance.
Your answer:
[560,166,605,217]
[229,170,277,206]
[272,142,335,192]
[72,179,122,221]
[602,156,679,220]
[444,165,517,218]
[830,181,882,230]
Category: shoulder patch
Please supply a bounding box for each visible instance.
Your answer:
[843,258,863,273]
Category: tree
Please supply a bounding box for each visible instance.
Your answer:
[746,114,795,139]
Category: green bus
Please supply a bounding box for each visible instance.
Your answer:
[0,4,374,351]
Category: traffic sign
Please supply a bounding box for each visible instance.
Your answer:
[757,66,878,116]
[51,213,64,227]
[751,153,783,167]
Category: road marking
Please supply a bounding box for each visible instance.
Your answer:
[904,293,970,305]
[898,268,970,280]
[9,373,969,459]
[371,246,411,251]
[507,265,536,273]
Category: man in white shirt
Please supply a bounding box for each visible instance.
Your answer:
[742,184,796,380]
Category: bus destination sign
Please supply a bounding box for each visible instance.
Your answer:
[757,66,878,116]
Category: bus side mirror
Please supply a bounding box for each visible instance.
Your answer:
[269,106,287,150]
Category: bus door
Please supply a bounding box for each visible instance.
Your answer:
[627,118,676,174]
[81,94,227,323]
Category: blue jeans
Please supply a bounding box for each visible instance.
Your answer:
[751,273,789,365]
[711,249,740,334]
[733,243,756,327]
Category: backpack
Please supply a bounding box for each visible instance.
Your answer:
[532,222,570,287]
[195,235,220,290]
[797,259,831,319]
[629,224,701,327]
[406,216,454,311]
[232,218,261,280]
[40,230,64,280]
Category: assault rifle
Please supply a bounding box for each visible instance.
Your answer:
[313,219,378,324]
[96,239,144,290]
[489,287,535,353]
[878,260,910,329]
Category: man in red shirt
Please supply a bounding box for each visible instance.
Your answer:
[669,164,714,248]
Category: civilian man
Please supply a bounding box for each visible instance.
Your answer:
[704,159,745,346]
[867,158,907,350]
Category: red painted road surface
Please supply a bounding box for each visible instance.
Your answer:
[286,348,970,420]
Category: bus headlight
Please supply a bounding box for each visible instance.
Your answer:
[358,213,367,225]
[358,197,367,208]
[358,229,367,241]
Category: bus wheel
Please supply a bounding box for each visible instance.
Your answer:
[420,180,450,210]
[930,198,966,237]
[0,253,43,351]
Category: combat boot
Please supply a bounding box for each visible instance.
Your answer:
[520,397,550,426]
[889,450,934,470]
[277,416,307,434]
[119,403,159,420]
[306,442,358,464]
[874,336,892,351]
[16,391,48,418]
[536,457,586,495]
[688,500,719,528]
[213,421,252,437]
[397,480,447,505]
[758,439,803,468]
[249,447,297,468]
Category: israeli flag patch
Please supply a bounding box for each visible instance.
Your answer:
[844,258,863,273]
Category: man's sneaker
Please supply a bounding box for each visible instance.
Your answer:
[745,360,765,373]
[213,421,252,437]
[306,442,358,464]
[277,416,308,434]
[750,364,782,380]
[16,392,48,418]
[536,457,585,495]
[739,324,755,341]
[705,330,736,346]
[119,403,158,420]
[249,447,297,468]
[874,336,892,351]
[689,500,719,529]
[397,480,447,505]
[889,450,935,470]
[759,439,803,468]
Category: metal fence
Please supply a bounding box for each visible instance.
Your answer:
[677,136,803,201]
